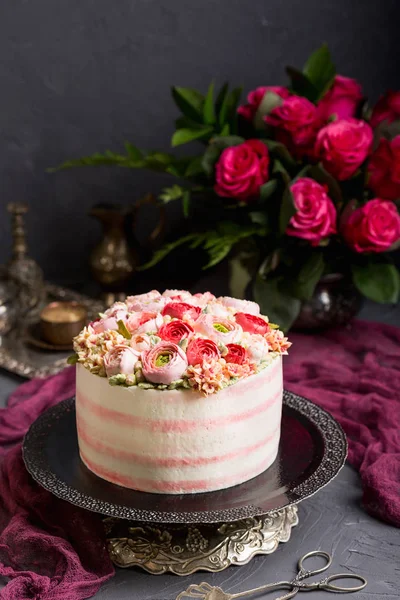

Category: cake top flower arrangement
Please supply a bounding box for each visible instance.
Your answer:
[70,290,290,396]
[54,45,400,330]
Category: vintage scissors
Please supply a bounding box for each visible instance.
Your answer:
[176,550,367,600]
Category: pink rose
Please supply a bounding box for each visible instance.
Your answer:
[368,136,400,200]
[237,86,291,122]
[317,75,363,122]
[219,296,260,315]
[224,344,247,365]
[162,302,201,321]
[186,338,220,366]
[214,140,270,201]
[191,292,216,307]
[137,313,164,334]
[104,345,140,377]
[235,313,270,335]
[342,199,400,253]
[141,342,188,384]
[286,177,337,246]
[195,314,242,344]
[158,319,194,343]
[103,302,129,320]
[265,96,319,158]
[315,118,373,180]
[370,90,400,128]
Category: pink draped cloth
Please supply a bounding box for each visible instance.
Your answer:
[0,318,399,597]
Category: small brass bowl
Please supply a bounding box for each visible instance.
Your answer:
[40,301,87,346]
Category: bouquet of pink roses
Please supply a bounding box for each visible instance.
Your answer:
[54,45,400,330]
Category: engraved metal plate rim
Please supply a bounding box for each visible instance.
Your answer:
[22,391,347,523]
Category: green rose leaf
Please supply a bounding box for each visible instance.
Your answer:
[184,156,205,177]
[264,139,297,168]
[124,142,143,162]
[182,190,190,217]
[254,91,283,129]
[203,81,216,125]
[303,43,336,100]
[352,263,400,303]
[171,126,214,147]
[259,179,278,201]
[309,164,343,203]
[67,354,79,365]
[279,186,297,233]
[285,66,319,102]
[171,87,204,122]
[283,252,325,301]
[117,319,132,339]
[253,274,301,332]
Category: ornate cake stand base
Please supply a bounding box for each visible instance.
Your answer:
[104,506,299,575]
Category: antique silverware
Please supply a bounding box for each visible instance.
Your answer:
[176,551,367,599]
[6,203,46,323]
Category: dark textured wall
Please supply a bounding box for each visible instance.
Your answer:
[0,0,398,284]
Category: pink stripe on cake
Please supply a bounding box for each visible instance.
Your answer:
[77,387,282,433]
[77,421,280,467]
[79,448,278,493]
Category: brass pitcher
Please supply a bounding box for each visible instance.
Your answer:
[89,194,165,301]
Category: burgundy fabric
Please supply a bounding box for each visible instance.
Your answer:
[0,319,399,598]
[0,368,114,599]
[286,319,400,528]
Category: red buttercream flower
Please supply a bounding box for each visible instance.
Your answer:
[162,302,201,321]
[186,338,220,366]
[235,312,270,335]
[158,319,194,343]
[225,343,246,364]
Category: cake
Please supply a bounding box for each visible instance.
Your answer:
[71,289,291,494]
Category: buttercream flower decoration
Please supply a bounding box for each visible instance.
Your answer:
[104,345,140,377]
[129,334,152,353]
[187,360,225,395]
[126,311,157,333]
[224,343,247,364]
[219,296,260,315]
[186,338,220,366]
[158,320,194,343]
[162,302,201,321]
[141,341,188,384]
[126,290,166,312]
[242,333,269,363]
[235,312,270,335]
[265,329,292,354]
[195,315,242,344]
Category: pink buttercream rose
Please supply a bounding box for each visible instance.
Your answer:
[126,311,156,334]
[195,314,242,344]
[370,90,400,128]
[315,118,373,180]
[237,86,291,122]
[368,136,400,200]
[162,302,201,321]
[317,75,363,122]
[103,302,129,320]
[186,338,220,366]
[104,345,140,377]
[126,290,165,312]
[219,296,260,315]
[224,343,247,365]
[158,319,194,343]
[235,312,270,335]
[265,96,319,158]
[162,289,193,302]
[342,198,400,253]
[242,333,269,363]
[214,140,270,201]
[137,313,164,334]
[190,292,217,307]
[141,342,188,384]
[129,334,152,353]
[286,177,337,246]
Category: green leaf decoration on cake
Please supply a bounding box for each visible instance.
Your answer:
[67,354,79,365]
[117,319,132,339]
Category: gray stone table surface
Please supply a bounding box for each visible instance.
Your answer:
[0,300,399,599]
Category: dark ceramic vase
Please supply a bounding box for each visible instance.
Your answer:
[291,273,363,331]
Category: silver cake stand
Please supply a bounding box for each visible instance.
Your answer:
[22,391,347,575]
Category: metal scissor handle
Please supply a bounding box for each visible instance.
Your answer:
[320,572,368,593]
[297,550,332,578]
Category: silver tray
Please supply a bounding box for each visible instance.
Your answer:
[0,283,104,379]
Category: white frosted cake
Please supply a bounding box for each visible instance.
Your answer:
[71,290,291,494]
